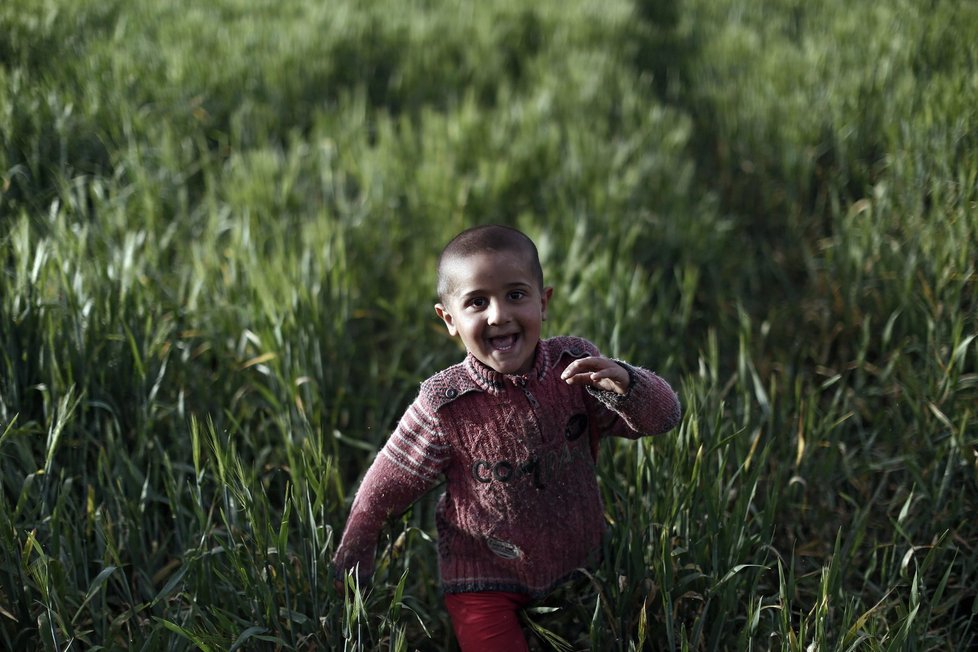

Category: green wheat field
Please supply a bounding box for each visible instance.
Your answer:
[2,0,976,649]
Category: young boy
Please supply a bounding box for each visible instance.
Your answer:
[333,225,681,650]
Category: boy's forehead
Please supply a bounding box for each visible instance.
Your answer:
[442,249,537,286]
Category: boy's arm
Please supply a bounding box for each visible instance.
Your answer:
[332,455,433,584]
[332,395,449,583]
[562,343,681,439]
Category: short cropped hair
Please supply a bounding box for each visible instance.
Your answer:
[436,225,544,301]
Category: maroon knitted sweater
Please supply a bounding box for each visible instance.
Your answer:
[332,336,681,597]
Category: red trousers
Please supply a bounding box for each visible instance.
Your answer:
[444,591,532,652]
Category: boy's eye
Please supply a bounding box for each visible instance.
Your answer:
[469,297,487,308]
[508,291,526,301]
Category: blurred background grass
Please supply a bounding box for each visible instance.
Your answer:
[1,0,976,649]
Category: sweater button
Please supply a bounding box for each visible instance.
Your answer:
[445,388,458,399]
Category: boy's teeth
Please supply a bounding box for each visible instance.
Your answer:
[490,334,517,350]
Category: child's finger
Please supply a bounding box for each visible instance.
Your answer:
[562,358,629,394]
[561,356,610,378]
[561,367,600,383]
[563,370,613,389]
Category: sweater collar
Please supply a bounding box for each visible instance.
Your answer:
[464,340,551,394]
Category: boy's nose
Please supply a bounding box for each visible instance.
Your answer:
[487,300,510,325]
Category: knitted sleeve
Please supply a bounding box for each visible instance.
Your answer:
[332,393,450,582]
[585,359,682,439]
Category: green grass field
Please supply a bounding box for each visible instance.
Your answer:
[1,0,976,649]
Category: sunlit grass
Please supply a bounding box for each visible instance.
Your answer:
[1,0,976,649]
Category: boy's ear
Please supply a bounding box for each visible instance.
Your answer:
[540,286,554,321]
[434,303,458,337]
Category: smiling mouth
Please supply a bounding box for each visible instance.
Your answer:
[488,334,519,351]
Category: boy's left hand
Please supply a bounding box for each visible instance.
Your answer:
[561,356,631,395]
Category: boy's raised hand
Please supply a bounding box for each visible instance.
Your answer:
[561,356,631,395]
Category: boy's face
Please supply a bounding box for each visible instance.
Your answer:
[435,249,552,375]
